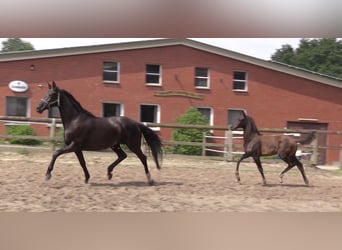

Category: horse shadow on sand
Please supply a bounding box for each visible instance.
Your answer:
[90,181,184,188]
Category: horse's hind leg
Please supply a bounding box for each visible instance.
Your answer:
[279,164,294,184]
[107,145,127,180]
[75,151,90,184]
[127,143,154,185]
[279,156,309,185]
[294,157,309,186]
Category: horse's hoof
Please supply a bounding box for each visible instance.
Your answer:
[45,173,51,181]
[85,179,90,184]
[148,180,155,186]
[108,173,112,180]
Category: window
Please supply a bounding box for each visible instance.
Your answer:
[146,64,161,85]
[227,109,246,126]
[103,61,120,83]
[196,107,213,125]
[233,71,247,91]
[48,106,61,118]
[140,104,160,124]
[6,96,29,117]
[102,103,123,117]
[195,67,209,88]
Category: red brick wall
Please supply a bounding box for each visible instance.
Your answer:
[1,45,341,163]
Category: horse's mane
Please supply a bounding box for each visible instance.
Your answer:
[60,89,97,118]
[246,116,261,135]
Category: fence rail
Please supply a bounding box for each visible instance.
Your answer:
[0,116,341,167]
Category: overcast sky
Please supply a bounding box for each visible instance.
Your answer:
[0,38,301,60]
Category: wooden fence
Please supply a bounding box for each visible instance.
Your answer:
[0,116,341,167]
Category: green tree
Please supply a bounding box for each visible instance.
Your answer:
[1,38,35,52]
[172,108,210,155]
[271,38,342,79]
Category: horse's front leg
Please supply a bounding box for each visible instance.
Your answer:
[235,153,250,184]
[253,156,267,185]
[46,141,77,181]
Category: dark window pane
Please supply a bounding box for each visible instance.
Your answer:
[103,62,118,71]
[103,71,118,81]
[6,97,28,117]
[233,71,246,80]
[140,105,156,122]
[197,108,210,124]
[146,64,160,74]
[233,81,246,90]
[195,68,208,77]
[103,103,121,117]
[146,74,160,83]
[195,78,208,87]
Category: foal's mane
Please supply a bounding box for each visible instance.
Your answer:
[60,89,96,118]
[245,115,261,135]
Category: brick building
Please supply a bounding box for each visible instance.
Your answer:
[0,38,341,163]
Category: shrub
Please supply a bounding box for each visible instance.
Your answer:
[6,125,41,145]
[172,108,210,155]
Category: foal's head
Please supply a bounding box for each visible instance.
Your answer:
[230,112,261,135]
[36,81,60,113]
[230,111,248,130]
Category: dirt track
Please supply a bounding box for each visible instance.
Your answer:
[0,150,341,212]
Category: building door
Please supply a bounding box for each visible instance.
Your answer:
[287,121,328,165]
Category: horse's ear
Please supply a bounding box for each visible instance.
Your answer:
[242,111,247,118]
[52,81,57,89]
[48,82,52,89]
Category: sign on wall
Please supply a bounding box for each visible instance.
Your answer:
[8,80,29,93]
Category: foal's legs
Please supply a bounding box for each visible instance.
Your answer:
[253,156,267,185]
[75,151,90,183]
[294,157,309,185]
[107,145,127,180]
[279,156,309,185]
[235,153,251,184]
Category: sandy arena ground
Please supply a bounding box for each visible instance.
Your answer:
[0,150,341,212]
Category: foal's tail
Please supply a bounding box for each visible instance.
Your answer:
[139,124,163,169]
[296,131,316,144]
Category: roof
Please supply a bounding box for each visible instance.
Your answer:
[0,38,341,88]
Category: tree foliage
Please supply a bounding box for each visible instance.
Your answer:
[1,38,35,52]
[271,38,342,79]
[172,108,210,155]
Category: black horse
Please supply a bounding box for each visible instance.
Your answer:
[231,112,314,186]
[36,82,162,185]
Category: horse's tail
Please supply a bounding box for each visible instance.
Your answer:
[139,124,163,170]
[296,131,316,144]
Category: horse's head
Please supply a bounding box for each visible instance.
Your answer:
[230,111,248,130]
[36,81,60,113]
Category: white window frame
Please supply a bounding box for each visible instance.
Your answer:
[195,67,210,89]
[232,71,248,92]
[146,64,162,86]
[103,61,120,84]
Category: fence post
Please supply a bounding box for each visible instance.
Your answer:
[225,129,233,161]
[339,144,342,169]
[311,135,319,166]
[50,118,56,152]
[202,132,206,157]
